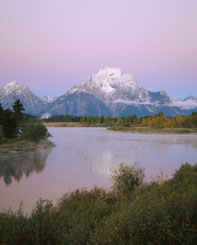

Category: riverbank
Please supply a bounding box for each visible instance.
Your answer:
[108,126,197,134]
[0,139,55,153]
[43,122,197,134]
[43,122,106,127]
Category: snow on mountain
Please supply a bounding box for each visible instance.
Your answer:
[2,81,28,95]
[67,67,148,101]
[67,67,170,105]
[0,69,196,117]
[0,81,46,115]
[41,96,58,103]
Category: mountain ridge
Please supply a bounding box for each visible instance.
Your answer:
[0,81,46,115]
[0,67,197,117]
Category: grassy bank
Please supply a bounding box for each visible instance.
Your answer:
[0,139,55,153]
[43,122,106,127]
[108,126,197,134]
[44,122,197,134]
[0,163,196,244]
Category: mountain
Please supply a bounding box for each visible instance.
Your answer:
[40,96,58,103]
[67,67,172,106]
[68,67,149,102]
[43,92,111,116]
[0,81,46,115]
[1,68,197,117]
[46,67,190,117]
[184,96,197,103]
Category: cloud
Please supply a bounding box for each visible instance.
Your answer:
[113,98,197,110]
[168,99,197,109]
[113,99,154,105]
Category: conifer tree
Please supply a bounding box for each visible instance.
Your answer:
[2,109,16,138]
[12,99,25,135]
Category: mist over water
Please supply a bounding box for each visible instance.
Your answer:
[0,127,197,213]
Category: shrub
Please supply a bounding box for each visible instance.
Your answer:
[0,206,30,245]
[93,163,197,244]
[56,187,115,244]
[111,163,145,196]
[30,199,64,244]
[23,122,50,142]
[0,163,196,244]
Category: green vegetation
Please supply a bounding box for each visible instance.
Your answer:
[112,163,145,195]
[23,122,50,142]
[108,112,197,133]
[43,114,81,123]
[109,126,197,134]
[41,112,197,132]
[0,163,196,244]
[0,100,51,152]
[42,114,110,126]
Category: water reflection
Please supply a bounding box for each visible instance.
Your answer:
[0,149,51,185]
[51,128,197,179]
[0,128,197,213]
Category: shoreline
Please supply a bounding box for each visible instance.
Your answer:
[43,122,106,127]
[0,139,55,154]
[43,122,197,134]
[108,126,197,134]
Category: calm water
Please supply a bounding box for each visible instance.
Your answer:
[0,127,197,213]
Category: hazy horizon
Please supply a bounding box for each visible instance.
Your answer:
[0,0,197,98]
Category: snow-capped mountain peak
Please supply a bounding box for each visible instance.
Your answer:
[93,66,137,91]
[0,80,46,115]
[97,66,122,78]
[68,67,147,101]
[1,68,196,117]
[2,81,26,95]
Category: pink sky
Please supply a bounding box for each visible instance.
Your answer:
[0,0,197,98]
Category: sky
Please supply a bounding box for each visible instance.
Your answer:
[0,0,197,98]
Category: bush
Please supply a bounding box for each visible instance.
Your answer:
[111,163,145,196]
[23,122,50,142]
[0,163,196,244]
[92,163,197,244]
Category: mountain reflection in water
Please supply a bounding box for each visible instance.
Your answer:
[0,149,51,185]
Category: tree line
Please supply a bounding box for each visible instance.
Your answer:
[42,112,197,128]
[141,112,197,128]
[0,100,49,142]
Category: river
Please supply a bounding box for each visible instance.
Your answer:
[0,127,197,213]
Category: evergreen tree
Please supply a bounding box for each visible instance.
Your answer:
[2,109,17,138]
[12,99,25,135]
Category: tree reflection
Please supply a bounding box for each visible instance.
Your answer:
[0,149,51,185]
